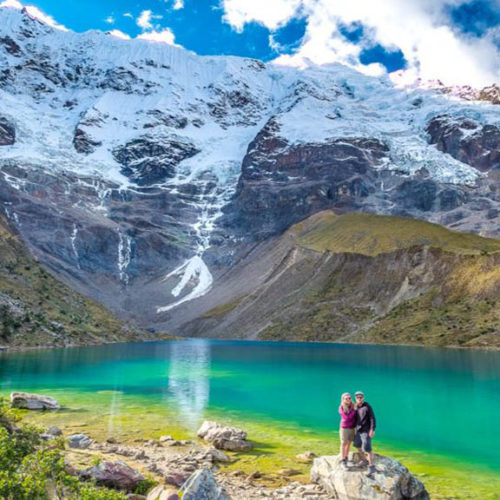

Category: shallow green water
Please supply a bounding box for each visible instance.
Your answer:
[1,340,499,497]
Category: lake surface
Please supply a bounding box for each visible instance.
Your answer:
[1,340,499,496]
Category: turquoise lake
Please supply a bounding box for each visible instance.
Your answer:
[1,339,499,495]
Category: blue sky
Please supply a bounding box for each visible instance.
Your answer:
[2,0,499,86]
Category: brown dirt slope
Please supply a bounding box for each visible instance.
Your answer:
[180,211,500,348]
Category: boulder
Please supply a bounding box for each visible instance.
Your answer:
[296,451,317,463]
[10,392,60,410]
[310,454,429,500]
[47,425,63,436]
[80,460,145,492]
[179,468,230,500]
[146,485,179,500]
[68,433,93,449]
[197,420,252,451]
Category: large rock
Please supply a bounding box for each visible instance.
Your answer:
[310,454,429,500]
[197,420,252,451]
[68,433,93,449]
[179,468,230,500]
[10,391,60,410]
[146,485,179,500]
[80,460,145,492]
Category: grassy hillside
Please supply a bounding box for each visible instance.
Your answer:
[0,215,157,348]
[293,211,500,256]
[194,211,500,348]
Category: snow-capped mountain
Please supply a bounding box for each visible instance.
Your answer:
[0,5,498,330]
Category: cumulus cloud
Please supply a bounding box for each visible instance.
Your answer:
[138,27,177,45]
[222,0,499,87]
[173,0,184,10]
[137,9,162,30]
[222,0,302,31]
[104,15,115,24]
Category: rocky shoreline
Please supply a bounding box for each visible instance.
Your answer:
[9,392,429,500]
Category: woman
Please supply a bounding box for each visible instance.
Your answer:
[338,392,356,468]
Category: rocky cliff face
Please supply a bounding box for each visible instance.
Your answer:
[0,215,154,348]
[0,5,498,337]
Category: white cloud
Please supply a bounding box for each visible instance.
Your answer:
[123,12,133,18]
[222,0,499,87]
[222,0,302,31]
[137,9,163,31]
[105,15,115,24]
[108,29,130,40]
[137,10,153,30]
[173,0,184,10]
[138,28,176,45]
[0,0,23,9]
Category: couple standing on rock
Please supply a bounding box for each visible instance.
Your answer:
[339,391,376,476]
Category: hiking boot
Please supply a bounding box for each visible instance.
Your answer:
[366,465,376,477]
[340,458,349,469]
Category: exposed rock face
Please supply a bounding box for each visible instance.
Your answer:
[224,119,390,239]
[197,421,252,451]
[113,136,200,185]
[311,454,429,500]
[426,115,500,172]
[10,391,60,410]
[73,127,102,154]
[478,84,500,104]
[68,433,93,449]
[0,117,15,145]
[179,468,230,500]
[80,460,145,491]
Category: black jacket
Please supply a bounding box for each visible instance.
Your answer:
[355,402,376,433]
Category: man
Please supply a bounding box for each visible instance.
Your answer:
[353,391,376,476]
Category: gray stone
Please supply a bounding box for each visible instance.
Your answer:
[146,485,179,500]
[10,392,60,410]
[68,433,93,449]
[47,425,63,436]
[80,460,145,492]
[179,468,230,500]
[310,454,429,500]
[197,420,252,452]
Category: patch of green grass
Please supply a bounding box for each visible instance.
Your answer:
[293,211,500,256]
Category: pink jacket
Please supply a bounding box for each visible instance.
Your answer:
[339,405,356,428]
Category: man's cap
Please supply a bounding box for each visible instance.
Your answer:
[354,391,364,396]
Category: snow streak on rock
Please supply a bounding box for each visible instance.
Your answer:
[70,223,80,269]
